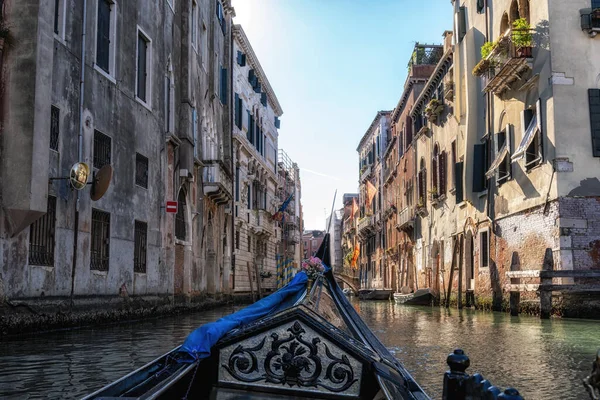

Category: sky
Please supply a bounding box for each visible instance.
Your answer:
[231,0,453,230]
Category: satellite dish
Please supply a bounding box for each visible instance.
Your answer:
[91,164,113,201]
[69,162,90,190]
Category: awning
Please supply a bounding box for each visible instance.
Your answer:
[486,143,509,178]
[512,114,538,162]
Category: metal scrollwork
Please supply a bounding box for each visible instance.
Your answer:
[223,337,266,382]
[221,321,358,393]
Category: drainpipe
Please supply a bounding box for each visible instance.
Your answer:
[70,0,87,305]
[229,19,234,293]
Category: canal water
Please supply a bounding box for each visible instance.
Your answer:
[0,301,598,399]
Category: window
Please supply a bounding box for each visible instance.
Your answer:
[219,66,227,105]
[236,230,240,249]
[175,189,187,241]
[50,106,59,151]
[497,126,512,184]
[237,50,246,66]
[54,0,66,39]
[455,161,464,203]
[457,6,466,42]
[439,150,447,195]
[524,103,543,169]
[235,166,240,201]
[418,158,426,206]
[594,0,600,9]
[477,0,485,14]
[432,144,439,194]
[29,196,57,266]
[589,89,600,157]
[136,28,152,105]
[274,116,281,129]
[95,0,117,78]
[93,130,111,169]
[216,0,226,34]
[135,153,149,188]
[165,60,175,133]
[261,92,267,107]
[235,94,243,129]
[91,209,110,271]
[480,230,489,268]
[247,111,254,144]
[450,141,456,188]
[134,220,147,273]
[472,143,487,192]
[247,184,251,209]
[192,108,199,159]
[247,235,251,252]
[191,0,197,49]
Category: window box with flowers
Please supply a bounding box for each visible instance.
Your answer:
[425,99,444,123]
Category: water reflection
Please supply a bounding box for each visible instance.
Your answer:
[0,302,598,399]
[355,300,599,399]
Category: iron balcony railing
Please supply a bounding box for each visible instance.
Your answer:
[360,164,372,183]
[396,207,415,230]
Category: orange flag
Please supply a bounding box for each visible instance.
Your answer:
[350,197,359,220]
[366,180,377,206]
[351,242,360,269]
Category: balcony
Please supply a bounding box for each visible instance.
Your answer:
[284,213,298,227]
[285,230,300,244]
[250,210,274,236]
[360,164,373,183]
[474,28,535,97]
[396,207,415,231]
[343,218,356,235]
[357,215,375,236]
[203,163,232,205]
[382,204,397,221]
[384,162,397,185]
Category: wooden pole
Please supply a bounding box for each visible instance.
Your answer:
[446,238,458,308]
[247,261,256,302]
[509,251,521,316]
[457,234,464,310]
[540,248,554,319]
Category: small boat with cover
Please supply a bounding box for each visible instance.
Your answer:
[83,233,431,400]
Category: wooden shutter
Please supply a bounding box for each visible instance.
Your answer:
[589,89,600,157]
[472,144,486,192]
[220,67,227,105]
[458,6,467,42]
[455,161,464,203]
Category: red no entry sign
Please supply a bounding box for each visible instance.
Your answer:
[166,201,178,213]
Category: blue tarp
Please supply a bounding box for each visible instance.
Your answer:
[179,270,308,361]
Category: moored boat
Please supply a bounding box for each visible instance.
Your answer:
[82,234,431,400]
[358,288,393,300]
[393,288,434,306]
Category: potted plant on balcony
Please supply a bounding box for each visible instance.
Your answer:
[512,18,533,58]
[428,187,440,201]
[472,41,497,77]
[424,99,444,123]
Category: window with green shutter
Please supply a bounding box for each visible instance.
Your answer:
[472,143,486,192]
[589,89,600,157]
[455,161,464,203]
[458,6,467,42]
[235,94,242,129]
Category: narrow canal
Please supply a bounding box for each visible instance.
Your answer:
[0,301,598,399]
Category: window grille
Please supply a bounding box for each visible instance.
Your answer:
[135,153,149,188]
[29,196,57,266]
[91,209,110,271]
[93,130,111,169]
[134,220,147,273]
[50,106,60,151]
[175,190,187,240]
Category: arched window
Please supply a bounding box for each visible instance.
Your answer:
[175,188,187,241]
[500,12,510,34]
[509,0,520,24]
[418,158,426,207]
[432,144,439,193]
[518,0,530,23]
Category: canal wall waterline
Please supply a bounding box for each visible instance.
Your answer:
[0,293,254,338]
[441,293,600,319]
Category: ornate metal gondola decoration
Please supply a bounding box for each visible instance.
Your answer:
[221,321,358,394]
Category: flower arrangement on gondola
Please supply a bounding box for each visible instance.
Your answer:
[301,257,325,292]
[301,256,325,280]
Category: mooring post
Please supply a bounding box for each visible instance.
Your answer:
[509,252,521,316]
[540,248,553,319]
[457,235,464,310]
[442,349,470,400]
